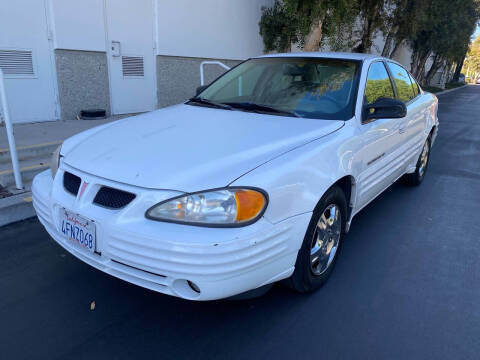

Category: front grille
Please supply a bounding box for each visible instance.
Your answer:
[93,186,136,209]
[63,172,81,195]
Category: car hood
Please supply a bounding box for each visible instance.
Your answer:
[63,104,344,192]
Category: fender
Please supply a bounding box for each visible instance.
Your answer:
[231,121,358,225]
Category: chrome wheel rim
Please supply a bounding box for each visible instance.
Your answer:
[418,140,430,177]
[310,204,342,276]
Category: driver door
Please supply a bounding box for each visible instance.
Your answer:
[355,61,407,210]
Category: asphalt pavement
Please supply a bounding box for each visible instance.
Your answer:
[1,85,480,360]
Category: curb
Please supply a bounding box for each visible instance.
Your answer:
[435,85,467,96]
[0,192,35,227]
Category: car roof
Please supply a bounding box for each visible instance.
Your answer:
[255,51,381,62]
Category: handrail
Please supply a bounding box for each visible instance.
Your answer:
[200,61,231,86]
[0,69,23,190]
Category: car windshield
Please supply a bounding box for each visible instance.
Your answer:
[194,57,361,120]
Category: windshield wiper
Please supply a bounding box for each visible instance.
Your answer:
[224,102,302,118]
[187,97,232,110]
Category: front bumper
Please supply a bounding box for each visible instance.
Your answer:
[32,168,310,300]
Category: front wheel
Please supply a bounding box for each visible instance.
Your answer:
[287,186,347,293]
[403,137,431,186]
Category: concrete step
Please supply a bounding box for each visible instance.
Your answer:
[0,156,50,187]
[0,155,50,172]
[0,141,61,164]
[0,191,35,227]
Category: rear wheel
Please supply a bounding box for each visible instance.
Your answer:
[287,186,347,293]
[403,137,431,186]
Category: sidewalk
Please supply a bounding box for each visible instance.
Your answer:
[434,84,468,96]
[0,117,121,149]
[0,115,129,226]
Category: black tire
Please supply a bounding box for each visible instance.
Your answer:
[286,185,347,293]
[402,136,431,186]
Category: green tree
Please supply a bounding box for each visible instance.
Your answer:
[354,0,390,53]
[425,1,478,84]
[258,0,480,86]
[463,35,480,81]
[381,0,428,58]
[409,0,479,83]
[258,1,297,52]
[259,0,358,52]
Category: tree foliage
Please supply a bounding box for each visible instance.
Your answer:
[258,1,297,52]
[259,0,480,84]
[464,35,480,80]
[259,0,394,53]
[259,0,358,52]
[381,0,427,57]
[354,0,390,53]
[408,0,479,82]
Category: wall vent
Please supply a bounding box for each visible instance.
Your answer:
[0,49,34,76]
[122,56,144,77]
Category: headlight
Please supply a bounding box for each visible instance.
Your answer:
[51,144,62,178]
[146,188,268,227]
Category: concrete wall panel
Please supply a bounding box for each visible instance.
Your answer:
[155,0,273,59]
[156,56,241,108]
[55,50,110,119]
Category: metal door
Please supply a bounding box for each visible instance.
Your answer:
[105,0,157,115]
[0,0,58,123]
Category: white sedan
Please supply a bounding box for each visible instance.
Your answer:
[32,52,438,300]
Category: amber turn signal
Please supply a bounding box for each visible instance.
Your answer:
[234,190,266,222]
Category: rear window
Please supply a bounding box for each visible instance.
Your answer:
[387,62,415,103]
[408,73,420,98]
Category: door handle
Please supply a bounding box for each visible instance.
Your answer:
[399,127,406,134]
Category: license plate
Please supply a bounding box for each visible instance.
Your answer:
[59,209,96,253]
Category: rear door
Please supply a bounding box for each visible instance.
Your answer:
[355,61,406,210]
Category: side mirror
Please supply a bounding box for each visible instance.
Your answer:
[196,85,208,96]
[364,98,407,122]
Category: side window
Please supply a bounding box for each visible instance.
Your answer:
[364,62,395,104]
[387,62,415,103]
[408,73,420,97]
